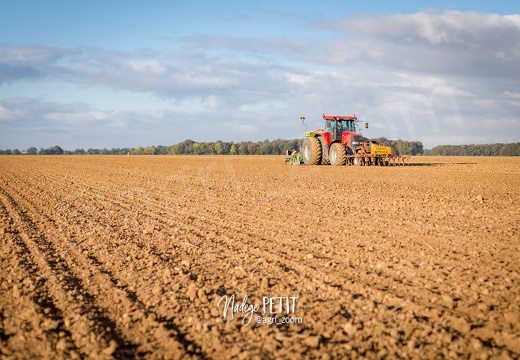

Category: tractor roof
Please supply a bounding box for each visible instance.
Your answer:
[322,114,357,121]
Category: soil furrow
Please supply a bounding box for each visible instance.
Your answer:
[0,188,144,358]
[0,186,198,359]
[0,200,82,358]
[0,169,218,355]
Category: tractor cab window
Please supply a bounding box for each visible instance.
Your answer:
[341,120,356,132]
[325,120,333,133]
[336,121,344,134]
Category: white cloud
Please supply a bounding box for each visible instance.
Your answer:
[283,72,308,85]
[44,110,111,123]
[128,60,167,74]
[0,104,24,121]
[315,10,520,80]
[0,45,76,66]
[504,15,520,27]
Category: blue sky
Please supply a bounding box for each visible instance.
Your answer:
[1,1,519,150]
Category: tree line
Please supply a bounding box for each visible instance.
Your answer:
[5,139,519,156]
[0,139,300,156]
[426,143,520,156]
[1,138,425,156]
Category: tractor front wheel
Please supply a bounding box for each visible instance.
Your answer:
[329,143,347,166]
[302,137,322,165]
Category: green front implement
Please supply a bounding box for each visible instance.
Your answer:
[285,151,303,165]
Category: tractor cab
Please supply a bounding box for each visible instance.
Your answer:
[323,115,358,142]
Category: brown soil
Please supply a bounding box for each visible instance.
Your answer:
[0,155,519,359]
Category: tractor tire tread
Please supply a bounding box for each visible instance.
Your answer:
[330,143,347,166]
[303,137,322,165]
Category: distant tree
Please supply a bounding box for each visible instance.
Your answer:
[238,143,249,155]
[73,148,86,155]
[247,143,258,155]
[51,145,64,154]
[205,143,215,154]
[26,146,38,155]
[214,141,223,155]
[179,139,194,154]
[500,143,518,156]
[143,146,155,155]
[229,144,237,155]
[38,145,64,155]
[270,139,282,153]
[192,143,203,155]
[220,142,231,155]
[131,146,144,155]
[168,145,179,154]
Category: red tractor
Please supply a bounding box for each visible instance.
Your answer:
[301,114,396,166]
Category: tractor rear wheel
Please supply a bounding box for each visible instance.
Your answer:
[302,137,322,165]
[329,143,347,166]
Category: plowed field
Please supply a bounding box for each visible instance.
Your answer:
[0,155,519,359]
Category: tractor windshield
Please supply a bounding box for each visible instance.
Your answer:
[339,120,356,132]
[325,120,357,134]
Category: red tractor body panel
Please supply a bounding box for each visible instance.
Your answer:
[322,115,357,121]
[342,132,358,148]
[305,129,332,145]
[321,131,331,145]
